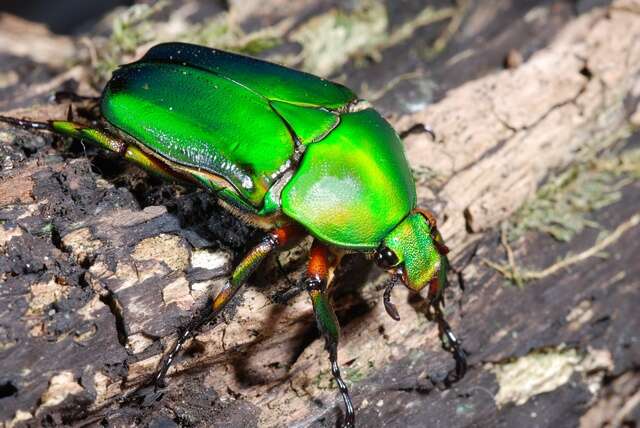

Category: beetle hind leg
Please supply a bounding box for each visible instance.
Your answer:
[0,115,51,131]
[304,241,355,428]
[0,115,188,183]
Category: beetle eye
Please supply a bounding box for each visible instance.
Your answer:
[374,246,399,269]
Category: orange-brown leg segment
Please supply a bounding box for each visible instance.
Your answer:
[155,224,304,388]
[304,241,355,428]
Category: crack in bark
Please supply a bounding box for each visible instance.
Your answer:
[85,271,129,348]
[487,59,592,136]
[99,289,128,347]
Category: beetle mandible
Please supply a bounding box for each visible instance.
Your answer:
[0,42,466,427]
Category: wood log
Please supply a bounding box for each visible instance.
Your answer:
[1,1,639,427]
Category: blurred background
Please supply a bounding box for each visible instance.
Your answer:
[2,0,133,34]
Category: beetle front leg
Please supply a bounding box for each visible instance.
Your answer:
[426,300,467,385]
[425,254,467,384]
[436,309,467,383]
[304,241,355,428]
[154,223,304,388]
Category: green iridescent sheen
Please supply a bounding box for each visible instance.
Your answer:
[140,43,357,109]
[99,42,433,267]
[383,213,441,291]
[281,108,416,249]
[102,62,294,207]
[310,290,340,343]
[101,42,356,209]
[270,100,339,144]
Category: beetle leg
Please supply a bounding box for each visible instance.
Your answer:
[434,305,467,384]
[424,250,466,384]
[0,115,188,183]
[154,223,304,389]
[304,241,355,428]
[0,115,51,131]
[425,295,467,385]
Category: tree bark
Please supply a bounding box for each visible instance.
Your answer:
[1,1,639,427]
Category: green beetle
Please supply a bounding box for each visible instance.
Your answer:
[0,42,465,427]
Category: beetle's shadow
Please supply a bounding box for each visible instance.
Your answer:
[220,253,376,390]
[51,100,259,253]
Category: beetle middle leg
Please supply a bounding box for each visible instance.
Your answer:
[154,223,305,389]
[303,240,355,428]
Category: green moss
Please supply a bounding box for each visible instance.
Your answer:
[313,360,374,389]
[492,347,582,407]
[508,147,640,242]
[314,369,332,390]
[88,1,464,93]
[179,13,285,56]
[484,141,640,287]
[91,2,285,85]
[94,1,169,83]
[343,366,366,383]
[288,2,464,78]
[291,0,388,76]
[411,165,445,189]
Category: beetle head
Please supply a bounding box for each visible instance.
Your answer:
[374,211,448,294]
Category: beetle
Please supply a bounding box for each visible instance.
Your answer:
[0,42,466,427]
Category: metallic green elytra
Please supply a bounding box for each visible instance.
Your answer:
[0,42,466,428]
[101,43,356,208]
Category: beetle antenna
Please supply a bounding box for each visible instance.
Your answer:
[382,273,401,321]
